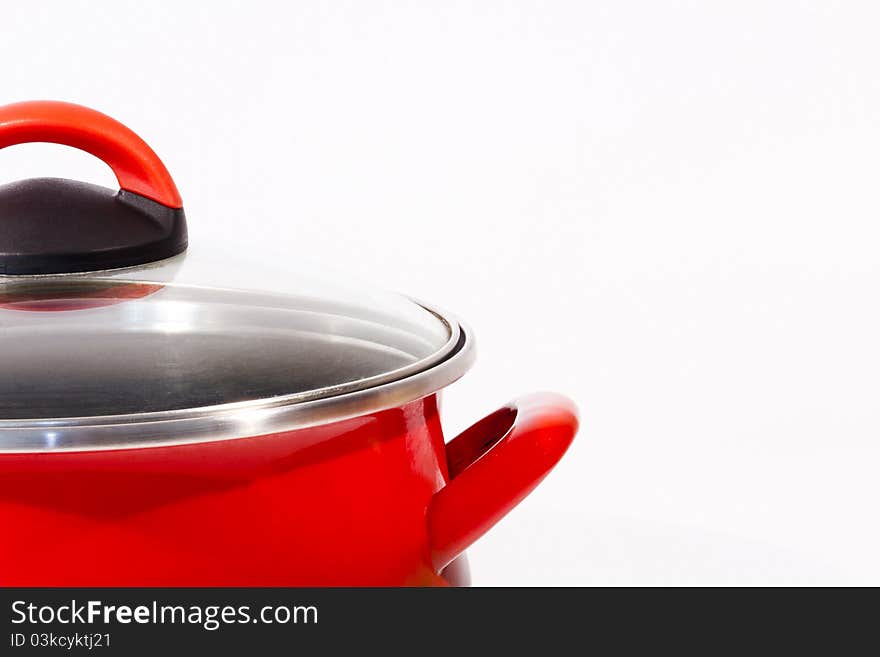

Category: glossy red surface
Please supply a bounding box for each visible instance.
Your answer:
[0,393,577,586]
[428,393,578,571]
[0,101,182,208]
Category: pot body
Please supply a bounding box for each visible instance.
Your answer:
[1,391,577,586]
[0,395,453,586]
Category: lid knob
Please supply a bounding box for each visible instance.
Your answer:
[0,101,187,275]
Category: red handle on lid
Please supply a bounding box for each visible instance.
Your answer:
[0,101,182,208]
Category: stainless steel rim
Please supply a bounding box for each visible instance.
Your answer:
[0,310,475,453]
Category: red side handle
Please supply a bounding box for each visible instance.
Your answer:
[0,100,182,208]
[427,393,579,571]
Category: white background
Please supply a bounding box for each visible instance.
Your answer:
[3,1,880,585]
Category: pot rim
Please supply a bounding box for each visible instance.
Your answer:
[0,303,475,454]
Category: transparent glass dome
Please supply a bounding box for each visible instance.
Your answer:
[0,248,461,421]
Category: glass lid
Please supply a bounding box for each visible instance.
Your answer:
[0,271,457,421]
[0,100,475,451]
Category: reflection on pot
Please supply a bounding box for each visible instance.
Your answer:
[0,280,164,312]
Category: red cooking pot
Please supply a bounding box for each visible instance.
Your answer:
[0,101,578,586]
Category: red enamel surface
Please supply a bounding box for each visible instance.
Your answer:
[0,393,577,586]
[428,393,579,571]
